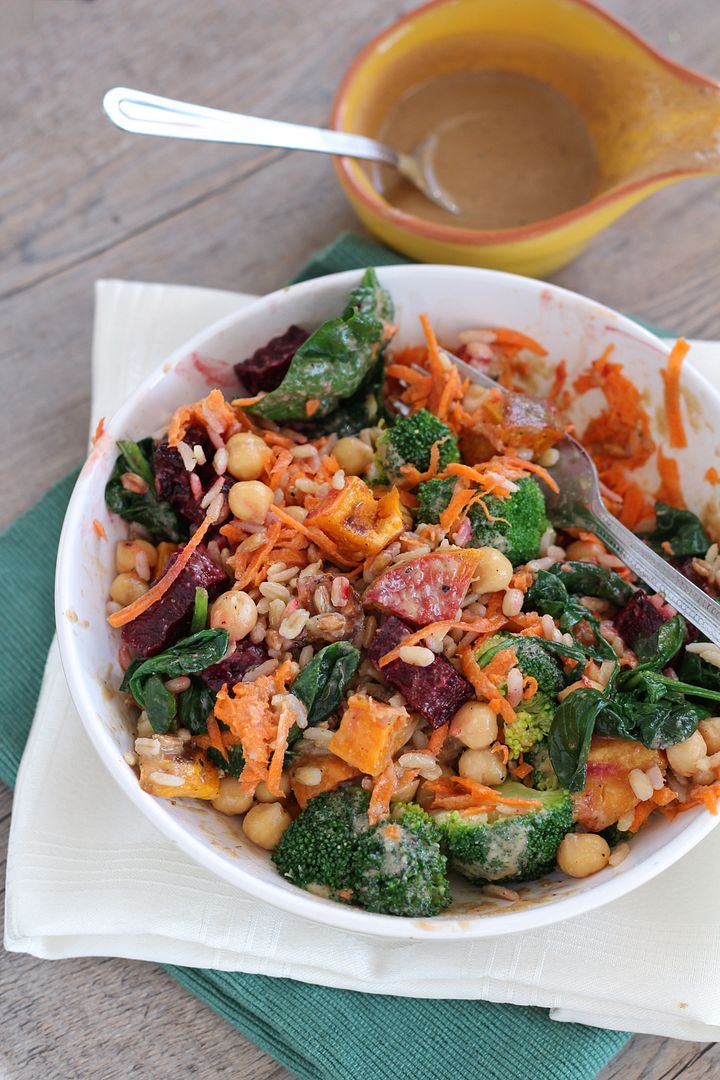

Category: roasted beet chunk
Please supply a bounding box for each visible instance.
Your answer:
[121,546,228,657]
[200,640,269,692]
[154,424,209,527]
[234,325,309,395]
[367,616,473,729]
[614,593,670,652]
[670,557,719,599]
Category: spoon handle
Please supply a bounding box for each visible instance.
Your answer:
[102,87,399,166]
[581,499,720,647]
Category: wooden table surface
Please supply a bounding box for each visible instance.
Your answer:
[1,1,719,1076]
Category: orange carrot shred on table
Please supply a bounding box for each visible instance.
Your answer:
[662,338,690,450]
[107,510,214,627]
[656,448,686,510]
[705,466,720,486]
[92,519,107,540]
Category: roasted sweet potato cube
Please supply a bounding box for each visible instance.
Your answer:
[328,693,413,776]
[139,747,220,800]
[573,736,662,832]
[289,750,360,808]
[307,476,404,561]
[502,393,564,454]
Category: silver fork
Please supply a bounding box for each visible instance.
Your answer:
[441,347,720,647]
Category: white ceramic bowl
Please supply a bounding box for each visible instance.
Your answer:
[56,265,720,940]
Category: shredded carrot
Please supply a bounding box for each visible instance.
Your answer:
[522,675,538,700]
[426,774,541,810]
[266,694,296,796]
[368,761,396,826]
[399,439,446,487]
[108,511,213,627]
[267,448,294,490]
[662,338,690,450]
[618,481,649,530]
[657,448,686,510]
[510,760,533,780]
[234,520,282,589]
[270,504,354,567]
[438,486,477,532]
[168,388,238,447]
[492,328,547,356]
[92,519,107,540]
[206,711,228,762]
[651,785,678,806]
[305,398,321,418]
[460,648,516,724]
[482,647,518,687]
[378,618,505,668]
[629,800,656,833]
[706,466,720,486]
[491,741,510,764]
[92,416,105,446]
[427,723,449,757]
[230,393,265,408]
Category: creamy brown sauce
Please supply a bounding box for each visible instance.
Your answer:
[374,69,599,229]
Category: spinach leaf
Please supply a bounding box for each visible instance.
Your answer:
[529,636,590,668]
[120,629,229,732]
[298,356,388,438]
[207,744,245,777]
[547,561,633,606]
[105,437,187,542]
[626,614,686,671]
[248,269,394,423]
[525,570,615,660]
[143,674,177,734]
[594,681,704,749]
[646,501,710,557]
[291,641,361,726]
[549,687,604,792]
[680,648,720,691]
[177,679,216,736]
[190,587,209,634]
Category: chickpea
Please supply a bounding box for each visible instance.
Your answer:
[242,802,292,850]
[110,571,148,607]
[212,777,254,816]
[472,548,513,594]
[254,774,291,802]
[565,539,604,561]
[666,730,708,777]
[557,833,610,878]
[210,589,258,642]
[333,437,374,476]
[699,717,720,755]
[116,539,158,574]
[283,505,308,523]
[391,778,421,803]
[452,701,498,750]
[458,748,506,786]
[226,432,272,481]
[228,480,274,523]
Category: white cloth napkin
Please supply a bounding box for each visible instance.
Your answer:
[6,279,720,1043]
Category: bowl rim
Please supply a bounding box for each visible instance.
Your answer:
[55,263,720,940]
[328,0,720,246]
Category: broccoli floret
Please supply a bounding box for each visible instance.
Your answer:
[417,477,457,524]
[525,740,559,791]
[414,474,549,565]
[272,786,370,901]
[477,634,563,759]
[375,409,460,484]
[438,782,573,883]
[469,476,549,565]
[352,802,451,917]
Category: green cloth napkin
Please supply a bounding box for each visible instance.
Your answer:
[0,233,630,1080]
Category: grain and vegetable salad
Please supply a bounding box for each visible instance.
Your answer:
[103,268,720,918]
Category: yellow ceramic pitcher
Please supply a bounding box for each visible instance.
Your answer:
[330,0,720,275]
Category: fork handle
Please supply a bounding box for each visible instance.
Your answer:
[579,500,720,647]
[102,87,400,165]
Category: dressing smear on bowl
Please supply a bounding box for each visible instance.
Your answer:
[375,69,598,229]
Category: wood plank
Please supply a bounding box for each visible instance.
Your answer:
[1,0,720,1078]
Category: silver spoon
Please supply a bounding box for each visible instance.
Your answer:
[102,87,460,215]
[442,346,720,647]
